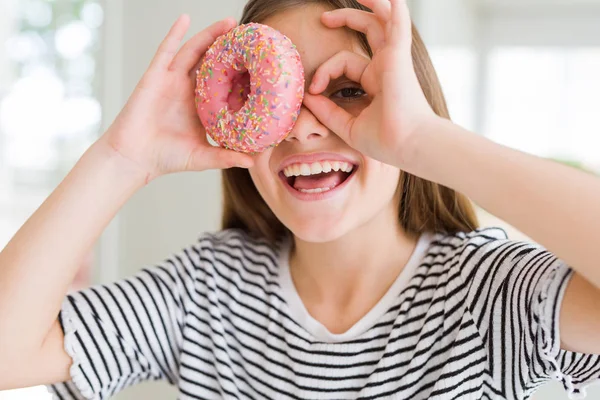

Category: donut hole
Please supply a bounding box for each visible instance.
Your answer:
[227,70,251,112]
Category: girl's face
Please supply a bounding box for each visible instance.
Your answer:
[249,5,401,243]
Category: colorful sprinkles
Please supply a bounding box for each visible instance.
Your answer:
[195,23,305,154]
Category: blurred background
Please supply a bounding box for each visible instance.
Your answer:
[0,0,599,399]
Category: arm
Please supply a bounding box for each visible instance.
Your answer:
[0,141,145,389]
[0,15,251,391]
[410,117,600,354]
[411,118,600,290]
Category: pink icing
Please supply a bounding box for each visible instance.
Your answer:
[195,23,305,153]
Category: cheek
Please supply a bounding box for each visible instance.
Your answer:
[360,161,401,195]
[248,165,268,194]
[248,151,277,195]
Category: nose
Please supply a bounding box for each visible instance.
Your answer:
[284,105,329,143]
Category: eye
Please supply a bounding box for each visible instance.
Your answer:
[331,87,367,100]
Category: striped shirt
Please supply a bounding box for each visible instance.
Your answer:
[47,228,600,399]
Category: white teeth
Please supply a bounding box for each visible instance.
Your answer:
[298,187,334,194]
[310,162,323,175]
[282,161,355,177]
[300,164,311,176]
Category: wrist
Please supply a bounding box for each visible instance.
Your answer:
[92,132,153,187]
[399,114,449,174]
[404,115,486,192]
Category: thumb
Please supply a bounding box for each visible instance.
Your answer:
[303,94,356,145]
[187,146,255,171]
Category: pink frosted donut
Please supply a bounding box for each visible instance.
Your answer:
[195,23,305,153]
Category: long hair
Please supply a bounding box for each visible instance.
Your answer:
[221,0,479,242]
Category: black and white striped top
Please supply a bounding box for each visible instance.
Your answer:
[47,228,600,399]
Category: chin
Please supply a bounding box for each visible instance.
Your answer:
[283,212,355,243]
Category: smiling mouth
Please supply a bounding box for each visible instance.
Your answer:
[279,160,358,194]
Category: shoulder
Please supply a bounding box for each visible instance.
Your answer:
[196,229,280,261]
[428,226,509,253]
[193,229,282,279]
[422,227,508,271]
[426,227,564,290]
[197,228,273,249]
[426,226,540,264]
[424,227,548,281]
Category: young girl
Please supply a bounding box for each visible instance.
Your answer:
[1,0,599,399]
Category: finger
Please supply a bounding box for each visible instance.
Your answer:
[188,55,207,80]
[309,50,370,95]
[304,94,355,144]
[188,146,255,171]
[322,9,386,52]
[150,14,191,71]
[171,18,237,73]
[389,0,412,47]
[356,0,392,22]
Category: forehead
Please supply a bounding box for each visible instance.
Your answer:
[262,5,366,78]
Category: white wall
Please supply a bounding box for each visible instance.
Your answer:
[0,0,16,90]
[0,0,17,179]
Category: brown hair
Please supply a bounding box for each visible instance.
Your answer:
[222,0,479,242]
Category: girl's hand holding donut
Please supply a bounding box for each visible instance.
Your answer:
[99,16,254,184]
[304,0,438,169]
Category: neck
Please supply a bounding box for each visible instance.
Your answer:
[288,206,419,332]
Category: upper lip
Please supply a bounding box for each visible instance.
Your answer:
[277,152,359,173]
